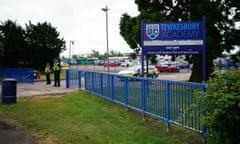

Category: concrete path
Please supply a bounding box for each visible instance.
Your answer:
[17,80,77,97]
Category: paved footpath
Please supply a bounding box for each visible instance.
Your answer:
[17,80,77,97]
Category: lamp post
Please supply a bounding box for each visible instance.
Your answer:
[102,5,110,74]
[69,40,74,64]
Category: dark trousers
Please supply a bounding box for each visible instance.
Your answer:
[46,73,51,84]
[54,70,60,86]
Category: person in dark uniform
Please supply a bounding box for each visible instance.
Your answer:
[45,62,51,85]
[53,59,60,87]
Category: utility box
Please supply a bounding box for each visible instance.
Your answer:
[1,78,17,104]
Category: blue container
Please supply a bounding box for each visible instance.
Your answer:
[2,78,17,104]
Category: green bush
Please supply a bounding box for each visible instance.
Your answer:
[201,68,240,144]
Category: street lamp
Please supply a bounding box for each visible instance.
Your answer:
[102,5,110,74]
[69,40,74,64]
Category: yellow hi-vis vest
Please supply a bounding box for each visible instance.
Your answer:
[53,63,60,71]
[45,66,51,73]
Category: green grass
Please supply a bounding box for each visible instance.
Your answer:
[0,91,201,144]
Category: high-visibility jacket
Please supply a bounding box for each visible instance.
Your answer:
[53,62,60,71]
[45,66,51,73]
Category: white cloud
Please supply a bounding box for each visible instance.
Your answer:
[0,0,139,57]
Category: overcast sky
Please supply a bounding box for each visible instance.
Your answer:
[0,0,139,57]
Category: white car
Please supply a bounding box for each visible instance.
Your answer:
[118,65,141,77]
[120,60,133,67]
[118,65,159,78]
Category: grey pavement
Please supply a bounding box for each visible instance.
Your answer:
[17,80,78,97]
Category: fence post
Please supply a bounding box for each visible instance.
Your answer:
[100,73,103,96]
[124,77,128,108]
[66,69,70,88]
[91,72,94,92]
[111,75,114,102]
[142,79,146,120]
[84,71,87,90]
[166,82,171,132]
[201,85,206,143]
[78,71,81,89]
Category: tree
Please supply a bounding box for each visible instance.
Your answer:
[25,22,66,70]
[120,0,240,82]
[0,20,27,67]
[0,41,3,57]
[109,50,123,57]
[0,20,66,70]
[0,41,3,66]
[90,49,100,58]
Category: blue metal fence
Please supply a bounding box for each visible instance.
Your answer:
[0,68,34,83]
[66,69,205,136]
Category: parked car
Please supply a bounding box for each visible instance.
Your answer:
[155,65,179,72]
[96,60,106,65]
[120,60,133,67]
[104,61,117,67]
[155,62,180,72]
[174,60,190,69]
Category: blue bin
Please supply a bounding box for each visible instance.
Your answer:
[1,78,17,104]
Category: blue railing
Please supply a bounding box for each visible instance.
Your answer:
[66,69,205,136]
[0,68,34,83]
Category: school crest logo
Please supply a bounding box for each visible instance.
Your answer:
[146,24,159,40]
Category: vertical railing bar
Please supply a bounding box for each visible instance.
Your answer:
[100,73,103,96]
[78,71,81,89]
[66,69,70,88]
[201,85,206,143]
[111,75,114,102]
[124,77,128,108]
[142,79,146,120]
[166,81,171,132]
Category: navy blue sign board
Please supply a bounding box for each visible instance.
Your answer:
[141,17,206,81]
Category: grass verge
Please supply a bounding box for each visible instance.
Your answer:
[0,91,201,144]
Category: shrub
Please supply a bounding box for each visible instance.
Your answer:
[201,68,240,144]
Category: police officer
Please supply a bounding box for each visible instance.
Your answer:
[45,62,51,85]
[53,59,60,87]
